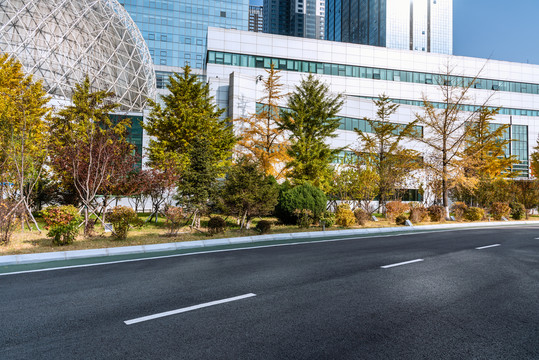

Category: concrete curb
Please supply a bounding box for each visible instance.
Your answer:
[1,220,537,266]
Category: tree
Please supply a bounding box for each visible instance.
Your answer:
[220,158,279,229]
[330,166,379,214]
[278,74,344,191]
[49,76,136,235]
[235,64,290,179]
[144,66,236,174]
[140,169,178,223]
[176,138,221,230]
[415,64,493,216]
[0,54,51,230]
[354,95,420,212]
[455,107,518,207]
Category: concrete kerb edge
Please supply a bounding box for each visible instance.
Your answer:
[1,220,538,266]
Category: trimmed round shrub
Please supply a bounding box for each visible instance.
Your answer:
[207,216,226,235]
[354,208,370,226]
[255,220,272,234]
[319,212,335,228]
[42,205,82,245]
[451,202,468,221]
[335,204,356,227]
[107,206,139,240]
[510,202,526,220]
[275,183,327,225]
[409,203,428,223]
[428,205,445,222]
[464,207,484,221]
[396,214,408,226]
[490,202,510,220]
[385,201,409,221]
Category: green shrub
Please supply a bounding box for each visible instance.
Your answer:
[464,207,484,221]
[490,202,510,220]
[42,205,82,245]
[0,200,23,246]
[275,183,327,225]
[409,203,428,223]
[207,216,226,235]
[319,212,335,228]
[385,201,409,221]
[396,214,408,226]
[164,206,185,236]
[510,202,526,220]
[107,206,139,240]
[294,209,314,228]
[335,204,356,227]
[354,208,370,226]
[428,205,445,222]
[255,220,272,234]
[451,202,468,221]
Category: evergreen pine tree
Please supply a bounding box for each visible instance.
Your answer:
[144,66,236,173]
[278,74,344,190]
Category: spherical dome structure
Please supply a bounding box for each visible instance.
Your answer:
[0,0,156,112]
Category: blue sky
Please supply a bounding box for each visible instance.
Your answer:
[249,0,539,65]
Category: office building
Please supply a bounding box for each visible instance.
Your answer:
[264,0,325,39]
[120,0,249,88]
[206,28,537,182]
[249,5,264,32]
[326,0,452,54]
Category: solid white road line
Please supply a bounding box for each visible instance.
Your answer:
[476,244,501,250]
[380,258,424,269]
[124,293,257,325]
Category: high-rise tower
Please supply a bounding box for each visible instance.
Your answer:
[326,0,452,54]
[263,0,325,39]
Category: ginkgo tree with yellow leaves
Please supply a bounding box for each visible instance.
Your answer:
[0,54,51,232]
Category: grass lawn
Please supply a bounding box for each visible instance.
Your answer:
[1,213,536,256]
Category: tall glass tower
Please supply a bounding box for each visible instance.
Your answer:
[119,0,249,79]
[326,0,452,55]
[263,0,325,39]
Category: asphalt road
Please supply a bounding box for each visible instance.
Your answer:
[1,226,538,359]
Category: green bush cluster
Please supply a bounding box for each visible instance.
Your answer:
[207,216,226,235]
[510,202,526,220]
[255,220,272,234]
[275,183,326,225]
[107,206,139,240]
[294,209,314,228]
[464,207,484,221]
[319,212,336,228]
[335,204,356,227]
[42,205,82,245]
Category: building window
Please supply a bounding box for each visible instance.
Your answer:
[220,11,226,17]
[148,33,155,40]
